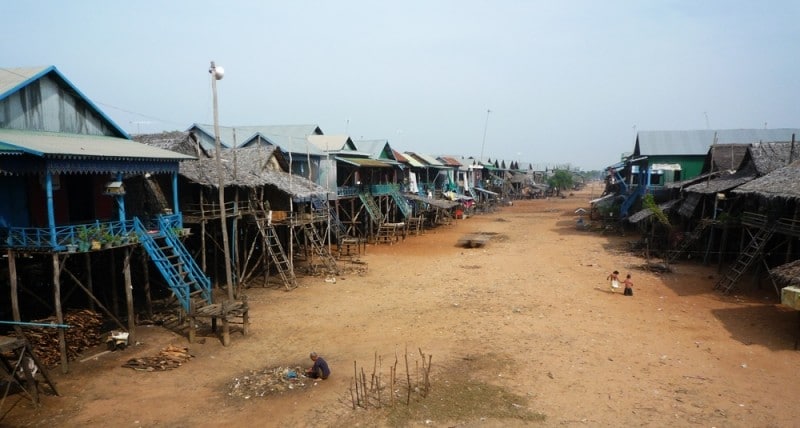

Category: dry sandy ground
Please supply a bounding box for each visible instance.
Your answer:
[4,186,800,427]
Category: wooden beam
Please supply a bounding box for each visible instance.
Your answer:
[62,267,126,331]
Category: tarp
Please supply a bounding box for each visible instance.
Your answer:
[473,187,498,196]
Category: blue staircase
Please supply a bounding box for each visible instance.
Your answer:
[358,192,384,225]
[388,187,412,218]
[134,217,212,311]
[620,185,646,218]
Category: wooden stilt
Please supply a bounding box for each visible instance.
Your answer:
[200,191,207,273]
[187,299,196,344]
[241,295,249,336]
[110,251,119,317]
[123,248,135,343]
[52,254,68,373]
[141,249,153,319]
[8,250,20,322]
[221,300,231,346]
[84,253,95,312]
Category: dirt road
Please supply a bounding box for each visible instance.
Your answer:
[5,188,800,427]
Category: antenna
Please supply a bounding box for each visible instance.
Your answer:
[129,120,154,134]
[704,112,710,129]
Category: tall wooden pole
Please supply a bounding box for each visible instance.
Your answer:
[210,60,234,301]
[53,254,68,373]
[123,248,135,342]
[9,250,20,322]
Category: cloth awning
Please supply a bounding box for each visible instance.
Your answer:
[335,156,392,168]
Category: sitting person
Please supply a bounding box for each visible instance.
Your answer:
[305,351,331,380]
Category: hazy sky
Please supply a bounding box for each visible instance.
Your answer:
[3,1,798,170]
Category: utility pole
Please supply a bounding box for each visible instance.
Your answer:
[480,109,492,162]
[210,61,234,300]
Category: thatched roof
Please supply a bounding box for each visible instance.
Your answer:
[703,144,749,172]
[134,131,209,158]
[179,146,328,199]
[770,259,800,287]
[683,163,756,195]
[746,141,799,176]
[665,170,725,190]
[732,160,800,200]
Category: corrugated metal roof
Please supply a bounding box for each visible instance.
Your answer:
[0,128,194,160]
[406,152,444,167]
[636,129,800,156]
[401,152,425,167]
[190,123,325,155]
[437,156,463,167]
[335,156,392,168]
[392,150,409,163]
[353,139,392,160]
[307,134,352,151]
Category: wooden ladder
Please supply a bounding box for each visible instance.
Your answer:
[715,225,775,294]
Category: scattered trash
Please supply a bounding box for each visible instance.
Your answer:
[228,365,313,399]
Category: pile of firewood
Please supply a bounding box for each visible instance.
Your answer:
[123,345,192,371]
[26,309,104,367]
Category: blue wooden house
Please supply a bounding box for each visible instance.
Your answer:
[0,66,229,367]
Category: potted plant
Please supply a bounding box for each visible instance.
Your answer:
[77,227,93,252]
[97,226,113,249]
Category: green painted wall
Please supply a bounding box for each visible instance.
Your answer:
[649,155,705,180]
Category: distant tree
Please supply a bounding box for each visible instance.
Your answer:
[547,170,574,196]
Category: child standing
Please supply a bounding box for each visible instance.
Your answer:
[623,274,633,296]
[607,270,620,292]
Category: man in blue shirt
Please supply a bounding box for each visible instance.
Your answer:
[305,351,331,380]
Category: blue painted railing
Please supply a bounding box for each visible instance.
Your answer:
[3,219,136,251]
[338,186,359,197]
[370,184,396,196]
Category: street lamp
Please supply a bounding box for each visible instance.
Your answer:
[210,61,234,301]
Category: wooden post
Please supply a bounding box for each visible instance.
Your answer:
[200,190,207,273]
[221,300,231,346]
[110,252,119,317]
[243,294,249,335]
[52,254,68,373]
[9,250,20,322]
[188,299,196,344]
[140,249,153,319]
[123,248,135,343]
[84,253,95,312]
